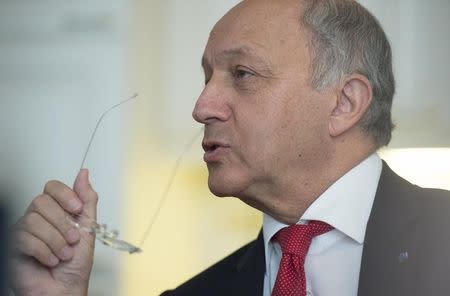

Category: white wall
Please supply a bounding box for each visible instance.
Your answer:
[0,1,130,295]
[360,0,450,147]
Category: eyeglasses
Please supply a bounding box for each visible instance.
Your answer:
[67,94,202,254]
[67,213,142,253]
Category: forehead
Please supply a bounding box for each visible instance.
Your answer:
[203,0,309,67]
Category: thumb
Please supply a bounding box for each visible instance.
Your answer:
[73,169,98,220]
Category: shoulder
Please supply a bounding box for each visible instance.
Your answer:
[369,162,450,248]
[381,161,450,242]
[411,185,450,228]
[407,185,450,285]
[378,161,450,215]
[391,166,450,221]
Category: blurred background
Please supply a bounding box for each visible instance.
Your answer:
[0,0,448,295]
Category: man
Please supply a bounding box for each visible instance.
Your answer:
[10,0,450,295]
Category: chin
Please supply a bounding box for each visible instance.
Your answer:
[207,169,246,198]
[207,178,234,197]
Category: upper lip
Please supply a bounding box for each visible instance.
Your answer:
[202,140,230,152]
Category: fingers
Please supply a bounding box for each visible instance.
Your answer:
[13,230,60,267]
[73,169,98,220]
[38,180,83,215]
[26,194,80,244]
[12,170,99,270]
[13,175,90,268]
[15,212,75,264]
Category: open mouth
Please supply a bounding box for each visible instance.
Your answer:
[202,141,229,162]
[203,142,222,152]
[207,144,219,152]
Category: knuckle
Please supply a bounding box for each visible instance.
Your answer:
[35,244,52,262]
[31,194,49,212]
[11,228,26,246]
[49,235,66,252]
[43,180,77,206]
[13,231,28,252]
[12,230,56,266]
[14,231,37,255]
[59,217,73,232]
[21,212,37,228]
[43,180,59,194]
[59,185,70,198]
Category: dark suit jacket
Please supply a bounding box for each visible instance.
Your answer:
[161,162,450,296]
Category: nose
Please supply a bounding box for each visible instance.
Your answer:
[192,80,231,124]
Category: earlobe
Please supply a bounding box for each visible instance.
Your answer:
[328,75,372,137]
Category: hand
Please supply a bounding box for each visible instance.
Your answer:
[10,169,98,296]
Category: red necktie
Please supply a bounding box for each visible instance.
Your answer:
[271,221,333,296]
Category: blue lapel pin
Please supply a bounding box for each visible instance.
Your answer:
[398,251,409,263]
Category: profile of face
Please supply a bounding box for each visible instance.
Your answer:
[192,0,336,213]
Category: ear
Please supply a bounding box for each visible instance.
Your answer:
[329,74,373,137]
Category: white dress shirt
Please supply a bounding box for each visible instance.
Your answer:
[262,153,382,296]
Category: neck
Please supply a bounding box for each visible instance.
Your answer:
[240,135,376,225]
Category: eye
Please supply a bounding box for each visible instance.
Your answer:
[233,66,254,79]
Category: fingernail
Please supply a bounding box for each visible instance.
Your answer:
[49,254,59,266]
[67,228,80,243]
[69,199,82,211]
[59,246,74,260]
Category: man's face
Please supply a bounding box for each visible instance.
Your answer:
[193,0,334,211]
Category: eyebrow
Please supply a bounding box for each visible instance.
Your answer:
[201,46,273,74]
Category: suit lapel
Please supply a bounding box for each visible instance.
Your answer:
[231,231,265,296]
[357,162,422,296]
[226,162,425,296]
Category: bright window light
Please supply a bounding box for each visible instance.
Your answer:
[379,148,450,190]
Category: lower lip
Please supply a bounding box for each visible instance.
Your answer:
[203,146,230,163]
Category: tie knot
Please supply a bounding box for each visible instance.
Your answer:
[273,221,333,256]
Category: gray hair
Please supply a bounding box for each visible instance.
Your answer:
[301,0,395,147]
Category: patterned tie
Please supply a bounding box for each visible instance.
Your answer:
[271,221,333,296]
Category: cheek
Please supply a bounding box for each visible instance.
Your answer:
[289,103,332,164]
[231,85,329,166]
[237,113,289,174]
[273,97,330,158]
[234,100,293,162]
[234,103,274,155]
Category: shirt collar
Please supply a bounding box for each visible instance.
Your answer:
[263,153,382,258]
